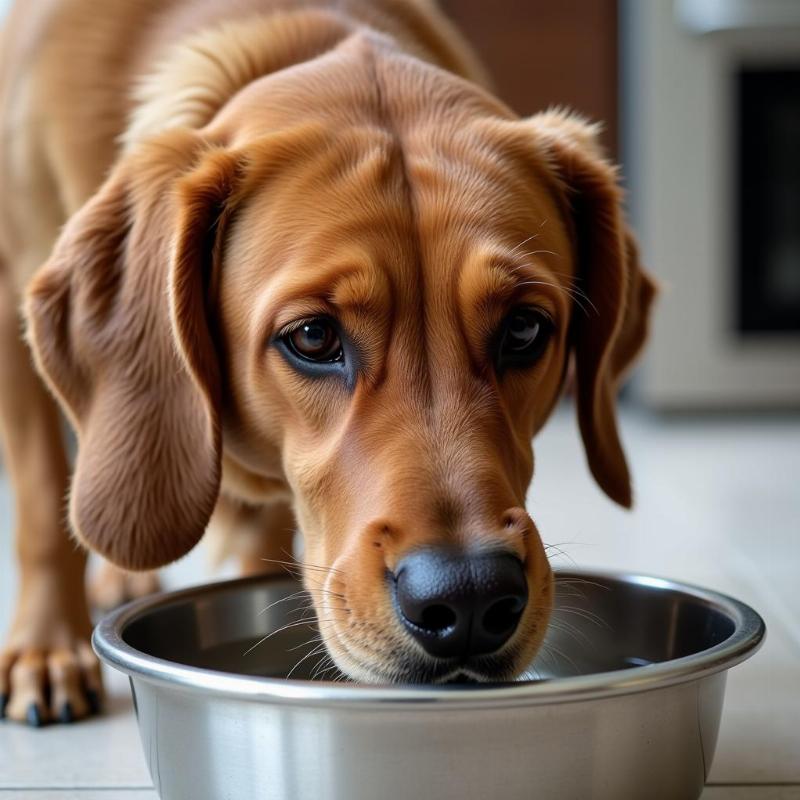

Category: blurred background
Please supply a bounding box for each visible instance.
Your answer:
[0,0,798,797]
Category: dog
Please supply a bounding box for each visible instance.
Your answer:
[0,0,656,724]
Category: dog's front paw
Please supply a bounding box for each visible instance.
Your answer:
[1,628,102,726]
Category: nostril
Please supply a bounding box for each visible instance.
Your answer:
[419,604,457,633]
[393,549,528,659]
[482,596,525,636]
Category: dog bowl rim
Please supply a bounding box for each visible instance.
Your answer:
[93,568,765,710]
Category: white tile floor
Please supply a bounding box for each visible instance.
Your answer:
[0,407,798,799]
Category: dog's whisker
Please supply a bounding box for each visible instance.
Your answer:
[311,654,340,681]
[286,643,330,679]
[543,539,590,550]
[310,650,340,681]
[259,556,337,576]
[530,601,606,629]
[507,233,541,256]
[538,641,580,675]
[532,644,561,674]
[256,589,310,617]
[545,619,595,649]
[288,594,347,614]
[242,618,337,656]
[551,588,590,603]
[543,269,591,291]
[514,279,593,317]
[513,248,561,260]
[312,664,337,681]
[554,606,610,629]
[517,666,541,681]
[258,559,304,580]
[553,578,611,602]
[514,278,587,309]
[278,548,346,576]
[508,266,598,317]
[554,577,610,588]
[289,605,344,625]
[290,590,346,609]
[509,263,583,286]
[542,543,577,565]
[286,632,326,653]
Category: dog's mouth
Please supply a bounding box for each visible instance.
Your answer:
[329,643,530,686]
[413,652,528,685]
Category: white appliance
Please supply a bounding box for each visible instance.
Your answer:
[622,0,800,408]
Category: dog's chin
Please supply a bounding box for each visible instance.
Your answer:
[332,649,530,686]
[422,659,529,686]
[368,662,526,686]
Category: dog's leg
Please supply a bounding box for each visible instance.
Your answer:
[88,560,162,613]
[207,495,297,578]
[0,263,100,725]
[238,502,297,578]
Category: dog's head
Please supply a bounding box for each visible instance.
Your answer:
[26,39,655,682]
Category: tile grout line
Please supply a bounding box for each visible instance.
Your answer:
[0,787,154,792]
[705,783,800,788]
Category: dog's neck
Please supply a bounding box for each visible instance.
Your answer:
[120,0,488,151]
[123,2,486,151]
[123,9,355,151]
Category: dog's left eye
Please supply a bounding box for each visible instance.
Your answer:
[496,307,553,369]
[284,319,343,363]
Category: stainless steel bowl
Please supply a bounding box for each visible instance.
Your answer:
[94,570,764,800]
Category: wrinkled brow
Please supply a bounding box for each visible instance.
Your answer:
[329,267,391,315]
[459,251,570,328]
[254,261,391,340]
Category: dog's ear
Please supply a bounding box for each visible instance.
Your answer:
[528,110,657,508]
[26,131,242,569]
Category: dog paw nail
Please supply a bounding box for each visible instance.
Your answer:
[86,689,101,715]
[0,694,7,719]
[26,703,44,728]
[59,702,75,724]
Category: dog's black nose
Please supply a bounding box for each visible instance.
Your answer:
[393,549,528,659]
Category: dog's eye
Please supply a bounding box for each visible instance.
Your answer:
[284,319,343,363]
[497,307,553,369]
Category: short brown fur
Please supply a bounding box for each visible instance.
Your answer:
[0,0,655,721]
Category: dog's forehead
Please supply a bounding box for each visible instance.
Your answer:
[231,113,569,298]
[223,40,573,323]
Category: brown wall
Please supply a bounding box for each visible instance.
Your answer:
[441,0,619,156]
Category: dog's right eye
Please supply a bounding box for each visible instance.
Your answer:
[495,307,553,371]
[283,319,343,363]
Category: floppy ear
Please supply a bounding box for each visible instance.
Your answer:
[25,131,241,569]
[529,110,657,508]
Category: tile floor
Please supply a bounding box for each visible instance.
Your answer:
[0,407,798,799]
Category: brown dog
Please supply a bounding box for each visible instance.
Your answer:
[0,0,655,724]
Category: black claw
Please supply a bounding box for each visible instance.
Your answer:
[86,688,102,715]
[59,701,75,724]
[0,694,8,719]
[26,703,44,728]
